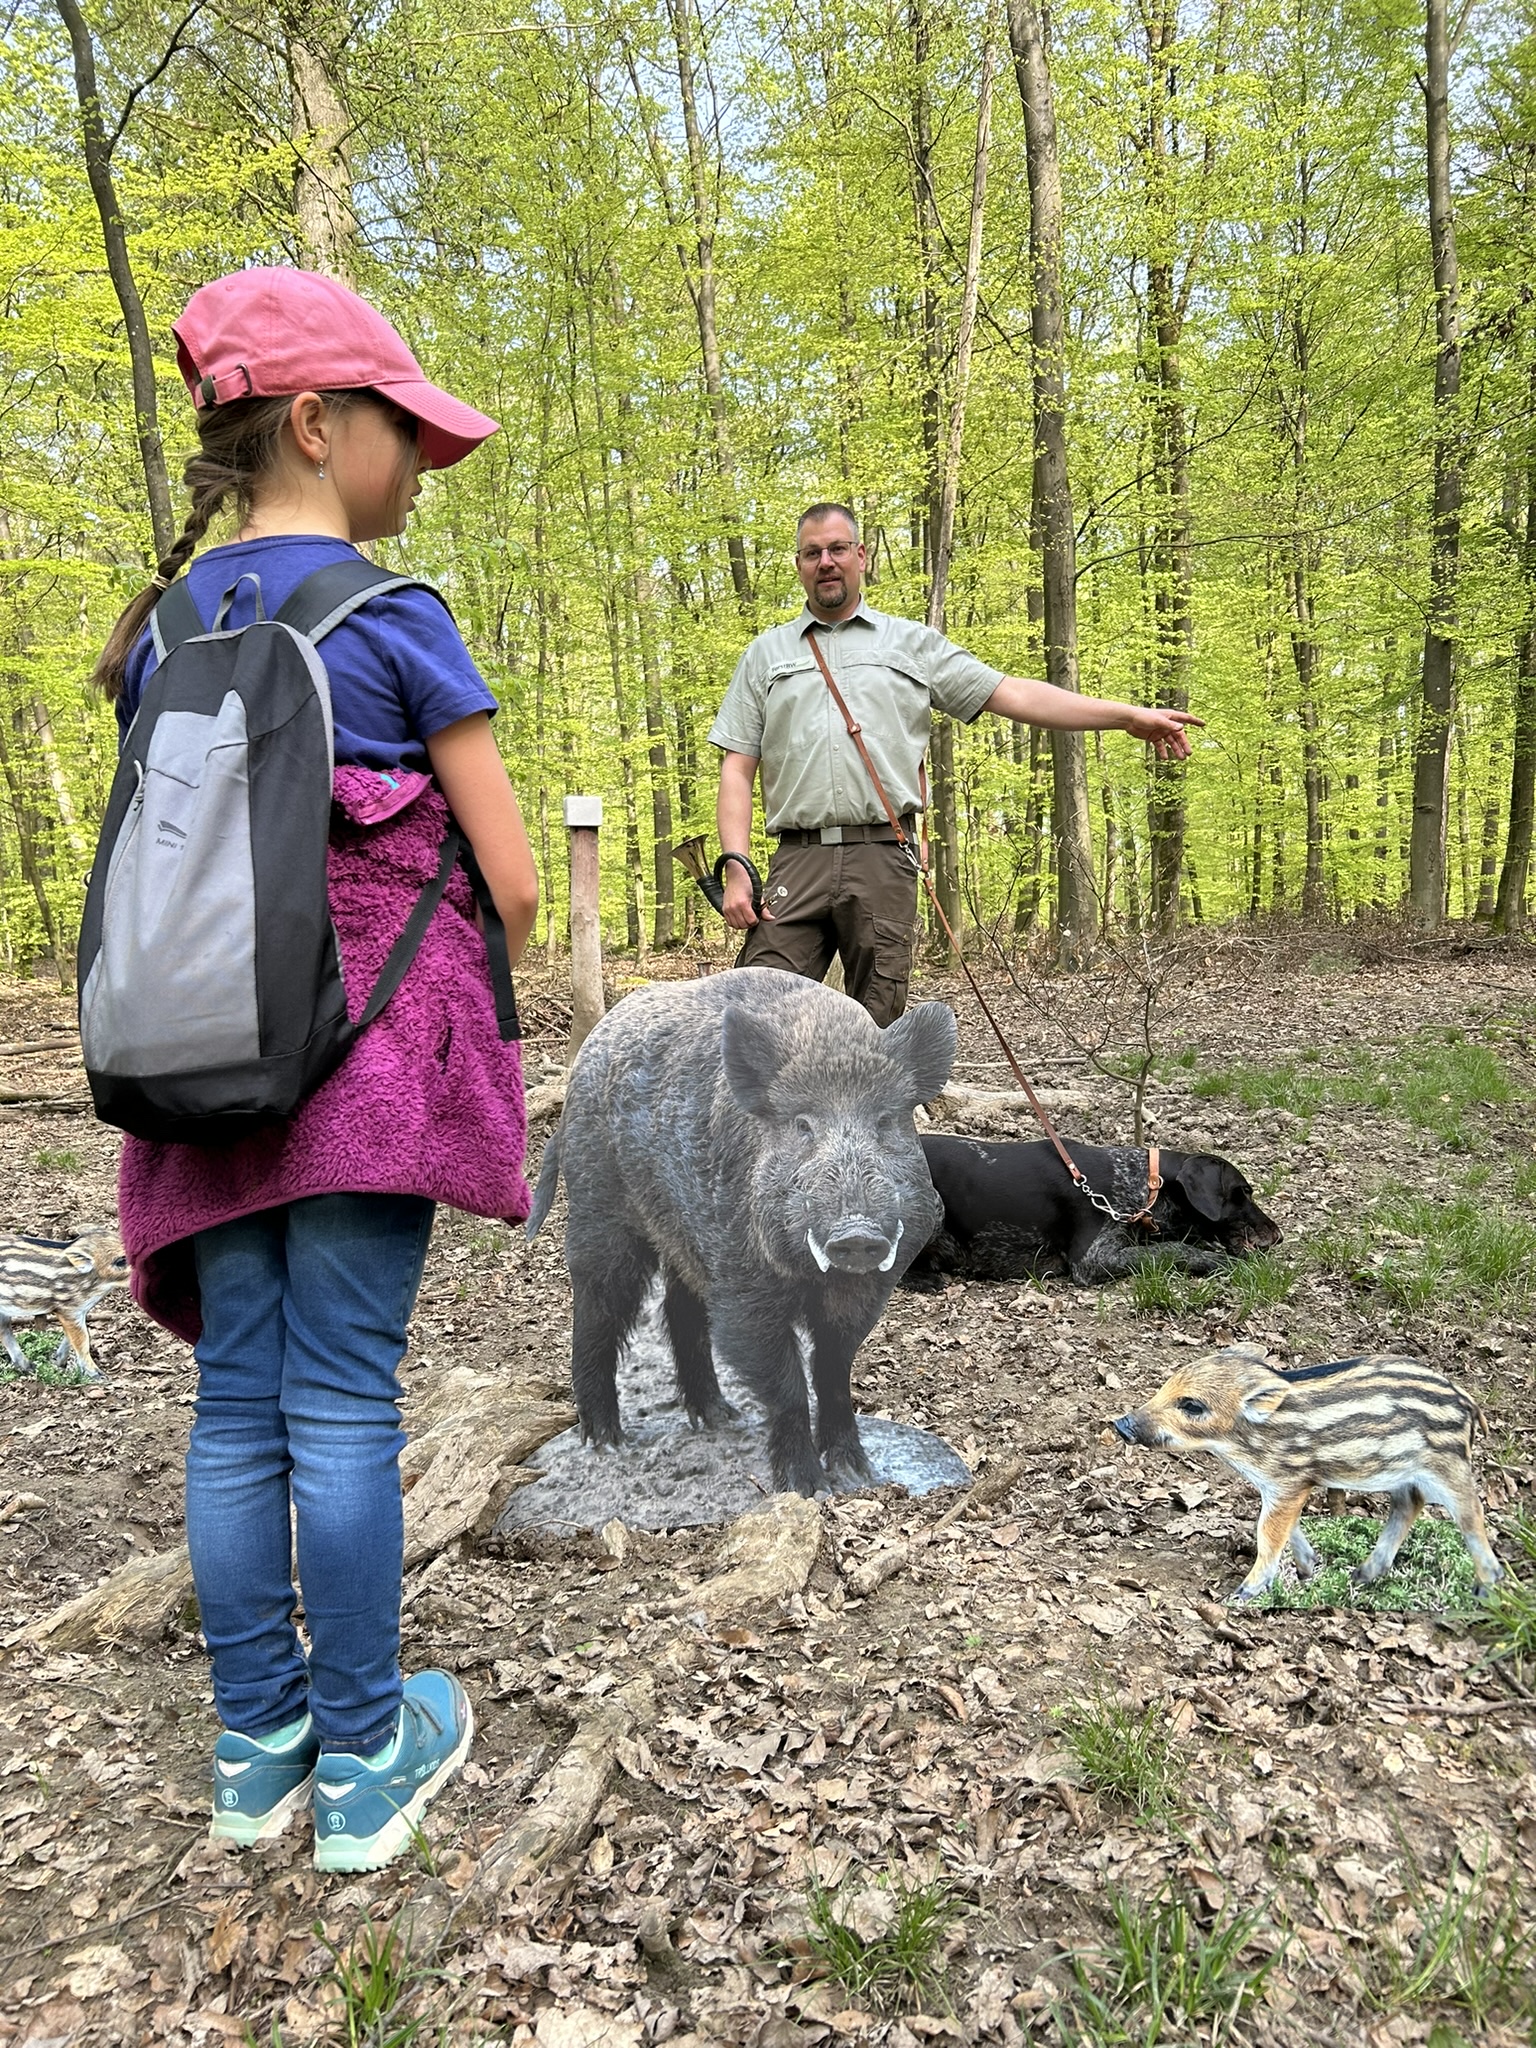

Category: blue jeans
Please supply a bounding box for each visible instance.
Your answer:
[188,1193,435,1755]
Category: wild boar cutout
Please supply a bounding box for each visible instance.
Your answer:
[527,969,958,1495]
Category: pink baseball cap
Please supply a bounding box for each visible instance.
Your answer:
[172,268,499,469]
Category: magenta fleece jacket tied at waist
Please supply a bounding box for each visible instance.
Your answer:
[120,767,531,1342]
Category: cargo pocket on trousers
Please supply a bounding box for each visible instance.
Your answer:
[872,917,916,981]
[867,916,915,1025]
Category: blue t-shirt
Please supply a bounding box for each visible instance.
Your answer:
[119,534,498,771]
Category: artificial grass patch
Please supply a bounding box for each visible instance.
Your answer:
[0,1327,89,1386]
[1255,1512,1482,1615]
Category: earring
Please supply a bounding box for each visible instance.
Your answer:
[316,463,326,480]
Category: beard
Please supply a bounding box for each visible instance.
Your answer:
[812,573,848,612]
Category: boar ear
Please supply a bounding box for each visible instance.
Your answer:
[1222,1342,1269,1367]
[882,1002,958,1105]
[1239,1382,1289,1425]
[720,1002,784,1117]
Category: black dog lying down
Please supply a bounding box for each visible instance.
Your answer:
[904,1134,1281,1286]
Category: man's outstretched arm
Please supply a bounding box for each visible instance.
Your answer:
[716,750,773,926]
[982,676,1203,761]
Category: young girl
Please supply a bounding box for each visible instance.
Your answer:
[96,268,539,1873]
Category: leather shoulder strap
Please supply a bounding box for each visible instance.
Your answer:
[803,631,913,848]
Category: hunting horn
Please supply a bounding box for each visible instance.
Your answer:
[673,835,764,917]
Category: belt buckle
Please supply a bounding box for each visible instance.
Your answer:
[819,825,844,846]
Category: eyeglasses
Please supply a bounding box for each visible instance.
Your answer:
[797,542,857,564]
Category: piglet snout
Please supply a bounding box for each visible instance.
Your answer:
[1113,1412,1143,1444]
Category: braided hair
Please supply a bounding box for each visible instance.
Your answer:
[93,392,366,699]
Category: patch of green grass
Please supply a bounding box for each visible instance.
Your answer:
[31,1148,81,1173]
[1481,1510,1536,1666]
[311,1913,445,2048]
[801,1867,966,2016]
[1255,1513,1481,1615]
[1125,1250,1295,1319]
[1051,1690,1181,1818]
[1188,1035,1513,1148]
[1350,1844,1533,2032]
[1513,1158,1536,1202]
[1310,1190,1536,1313]
[1191,1058,1327,1117]
[1052,1887,1277,2047]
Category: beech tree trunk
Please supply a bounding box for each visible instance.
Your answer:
[1291,564,1327,922]
[910,0,963,941]
[1493,357,1536,932]
[662,0,752,609]
[283,5,356,279]
[54,0,175,558]
[922,37,995,966]
[926,38,992,632]
[1138,0,1200,929]
[1008,0,1094,962]
[1408,0,1464,921]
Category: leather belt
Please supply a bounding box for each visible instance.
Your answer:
[777,818,919,846]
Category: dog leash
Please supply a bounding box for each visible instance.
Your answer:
[805,628,1162,1230]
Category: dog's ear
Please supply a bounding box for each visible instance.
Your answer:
[1173,1155,1235,1222]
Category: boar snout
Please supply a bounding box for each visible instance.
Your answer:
[808,1216,904,1275]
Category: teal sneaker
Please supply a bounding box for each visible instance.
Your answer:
[210,1711,319,1846]
[312,1672,473,1874]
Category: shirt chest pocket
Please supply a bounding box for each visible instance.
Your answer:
[763,659,822,699]
[837,658,931,740]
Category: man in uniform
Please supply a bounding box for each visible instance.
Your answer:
[710,502,1201,1024]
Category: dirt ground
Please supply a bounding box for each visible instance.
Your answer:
[1,935,1534,2047]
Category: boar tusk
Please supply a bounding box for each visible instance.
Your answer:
[807,1229,831,1272]
[876,1221,905,1272]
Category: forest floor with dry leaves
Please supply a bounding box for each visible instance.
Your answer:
[1,930,1534,2048]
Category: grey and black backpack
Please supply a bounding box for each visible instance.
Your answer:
[79,557,518,1146]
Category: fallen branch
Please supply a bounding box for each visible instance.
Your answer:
[400,1368,574,1567]
[923,1081,1095,1128]
[17,1541,194,1650]
[397,1671,661,1958]
[842,1455,1027,1600]
[401,1403,572,1567]
[18,1372,577,1646]
[524,1072,568,1122]
[1397,1695,1528,1718]
[475,1674,656,1895]
[668,1493,825,1620]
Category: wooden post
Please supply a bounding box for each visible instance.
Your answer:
[565,796,605,1060]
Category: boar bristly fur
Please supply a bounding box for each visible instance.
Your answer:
[1114,1343,1502,1603]
[528,969,958,1496]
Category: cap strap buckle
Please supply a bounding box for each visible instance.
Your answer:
[196,364,255,408]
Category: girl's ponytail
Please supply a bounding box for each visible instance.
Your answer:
[93,394,295,700]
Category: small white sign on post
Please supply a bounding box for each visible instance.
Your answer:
[565,795,605,1058]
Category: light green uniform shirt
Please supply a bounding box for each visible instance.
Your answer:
[708,601,1004,833]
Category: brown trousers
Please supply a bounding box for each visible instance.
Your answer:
[736,839,918,1027]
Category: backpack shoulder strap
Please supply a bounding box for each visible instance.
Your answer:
[275,560,453,645]
[149,580,207,663]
